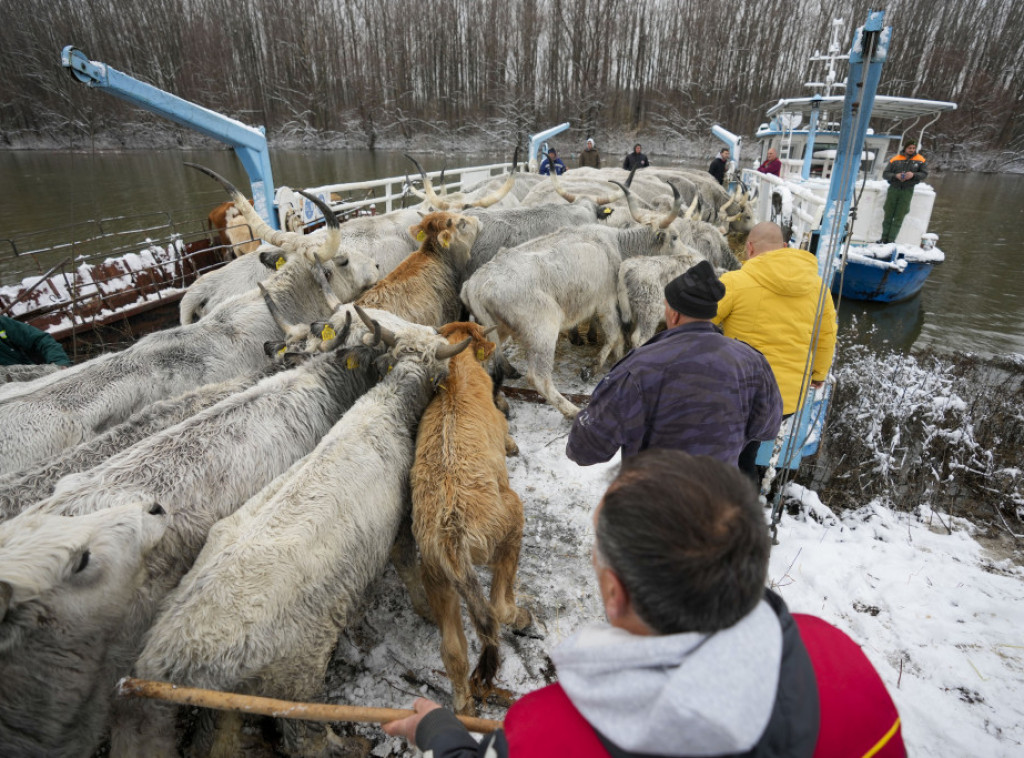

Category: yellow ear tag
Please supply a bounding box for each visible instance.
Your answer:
[388,363,394,373]
[277,346,287,356]
[275,256,285,270]
[476,348,486,361]
[441,236,451,249]
[416,230,427,242]
[321,324,336,341]
[346,355,359,370]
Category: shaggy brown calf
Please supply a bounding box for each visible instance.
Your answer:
[355,211,480,327]
[410,321,528,716]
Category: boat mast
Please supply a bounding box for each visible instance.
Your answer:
[813,11,889,285]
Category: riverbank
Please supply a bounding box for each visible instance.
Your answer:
[3,122,1016,174]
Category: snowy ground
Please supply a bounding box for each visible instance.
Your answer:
[317,336,1024,757]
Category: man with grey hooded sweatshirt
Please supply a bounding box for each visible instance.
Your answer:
[383,449,822,757]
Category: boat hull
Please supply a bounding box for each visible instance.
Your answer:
[832,259,935,303]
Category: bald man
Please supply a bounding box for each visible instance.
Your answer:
[712,222,836,480]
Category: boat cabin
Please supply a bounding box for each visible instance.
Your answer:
[740,95,956,248]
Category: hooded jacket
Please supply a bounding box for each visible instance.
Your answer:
[414,590,820,758]
[0,315,70,367]
[713,249,836,415]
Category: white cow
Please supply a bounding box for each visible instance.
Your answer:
[0,501,168,757]
[121,310,470,757]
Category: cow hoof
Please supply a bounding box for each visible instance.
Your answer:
[579,366,593,382]
[568,327,584,346]
[505,364,522,380]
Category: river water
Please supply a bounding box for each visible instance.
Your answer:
[2,150,1023,357]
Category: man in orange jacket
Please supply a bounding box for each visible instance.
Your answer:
[880,141,928,243]
[382,450,906,758]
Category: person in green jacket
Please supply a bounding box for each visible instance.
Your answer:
[0,315,70,367]
[880,141,928,244]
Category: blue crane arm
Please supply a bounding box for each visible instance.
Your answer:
[61,46,278,229]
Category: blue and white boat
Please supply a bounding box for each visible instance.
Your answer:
[715,17,956,304]
[708,12,957,485]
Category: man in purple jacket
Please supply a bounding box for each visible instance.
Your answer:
[566,261,782,467]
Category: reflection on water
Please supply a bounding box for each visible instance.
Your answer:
[838,293,925,353]
[1,153,1022,356]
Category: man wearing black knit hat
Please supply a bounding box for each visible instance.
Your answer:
[566,261,783,468]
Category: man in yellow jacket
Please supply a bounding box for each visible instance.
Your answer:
[713,222,837,481]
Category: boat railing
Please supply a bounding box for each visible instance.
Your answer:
[741,169,827,247]
[0,209,236,356]
[275,162,514,231]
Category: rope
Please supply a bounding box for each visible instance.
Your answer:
[765,26,880,535]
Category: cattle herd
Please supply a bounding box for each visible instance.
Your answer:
[0,155,753,757]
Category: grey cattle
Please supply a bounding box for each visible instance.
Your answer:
[0,370,269,522]
[179,190,381,326]
[121,314,469,758]
[617,252,706,349]
[0,250,352,478]
[462,221,687,418]
[0,501,168,758]
[0,363,59,385]
[7,342,382,758]
[462,199,611,279]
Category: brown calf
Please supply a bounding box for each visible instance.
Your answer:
[355,211,479,327]
[207,199,260,257]
[410,321,528,716]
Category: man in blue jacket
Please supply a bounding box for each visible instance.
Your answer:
[0,315,70,367]
[565,261,782,467]
[538,148,567,176]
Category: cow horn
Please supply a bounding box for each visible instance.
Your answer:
[405,154,450,210]
[296,189,342,264]
[186,162,299,251]
[353,305,396,347]
[1,580,13,623]
[482,325,498,336]
[258,282,296,336]
[624,166,637,189]
[469,146,520,208]
[404,173,427,201]
[609,180,644,223]
[718,187,739,218]
[435,336,472,360]
[683,193,700,221]
[550,160,577,203]
[658,182,683,229]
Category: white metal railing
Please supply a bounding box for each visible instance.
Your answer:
[741,168,827,248]
[274,162,513,230]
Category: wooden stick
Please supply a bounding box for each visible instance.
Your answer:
[117,677,503,734]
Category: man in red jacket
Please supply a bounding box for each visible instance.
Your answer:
[384,450,817,756]
[757,147,782,177]
[383,449,905,757]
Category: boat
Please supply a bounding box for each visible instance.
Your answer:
[707,12,952,485]
[714,17,956,304]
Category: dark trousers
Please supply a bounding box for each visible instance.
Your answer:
[881,186,914,243]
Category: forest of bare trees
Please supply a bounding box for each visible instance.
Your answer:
[1,0,1022,169]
